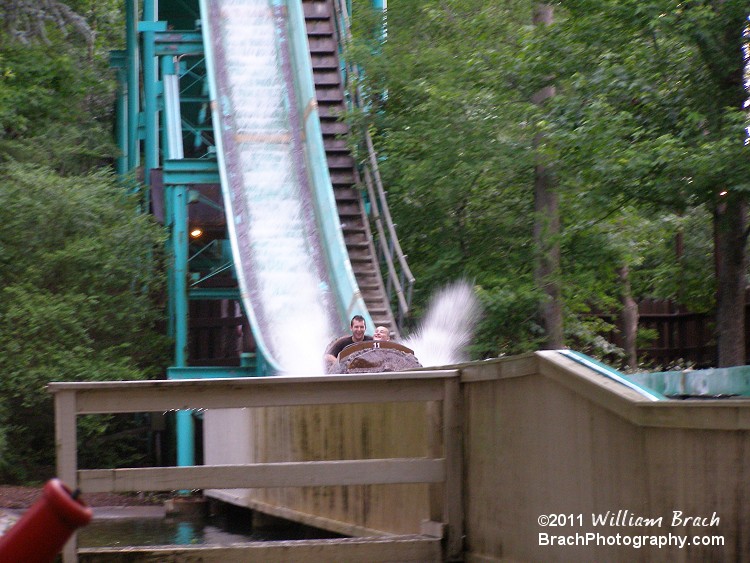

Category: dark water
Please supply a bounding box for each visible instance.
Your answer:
[77,507,341,548]
[78,512,299,548]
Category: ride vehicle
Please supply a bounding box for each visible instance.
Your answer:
[326,339,422,374]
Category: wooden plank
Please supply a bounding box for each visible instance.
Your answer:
[538,350,750,429]
[79,459,446,493]
[229,495,393,538]
[78,536,442,562]
[460,354,537,382]
[442,377,464,561]
[49,369,457,391]
[70,379,445,413]
[426,401,443,522]
[55,390,79,563]
[55,390,78,489]
[48,373,457,415]
[635,401,750,430]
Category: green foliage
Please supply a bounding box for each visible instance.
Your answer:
[0,163,169,481]
[348,0,747,364]
[0,5,119,173]
[348,0,541,343]
[470,281,545,358]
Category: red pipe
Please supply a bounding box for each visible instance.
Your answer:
[0,478,93,563]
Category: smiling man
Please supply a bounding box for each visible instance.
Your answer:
[324,315,373,365]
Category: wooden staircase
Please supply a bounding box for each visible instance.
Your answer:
[302,0,398,336]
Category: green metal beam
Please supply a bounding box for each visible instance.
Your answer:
[167,366,259,379]
[126,0,140,171]
[109,50,128,177]
[188,288,240,300]
[141,0,160,191]
[154,31,204,56]
[163,158,220,184]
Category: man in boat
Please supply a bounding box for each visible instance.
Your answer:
[324,315,373,366]
[373,326,391,341]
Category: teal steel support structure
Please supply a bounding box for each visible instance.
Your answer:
[140,0,161,193]
[117,0,303,470]
[110,50,128,177]
[125,0,140,171]
[162,53,193,466]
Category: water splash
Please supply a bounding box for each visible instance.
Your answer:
[211,0,336,374]
[403,280,480,367]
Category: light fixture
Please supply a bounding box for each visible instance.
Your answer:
[190,228,203,238]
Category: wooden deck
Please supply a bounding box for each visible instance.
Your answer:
[78,535,441,562]
[49,371,461,562]
[50,352,750,562]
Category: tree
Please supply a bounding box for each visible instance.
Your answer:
[536,0,750,365]
[0,163,168,480]
[0,0,166,480]
[532,3,564,349]
[0,0,121,174]
[348,0,553,355]
[0,0,93,45]
[347,0,747,368]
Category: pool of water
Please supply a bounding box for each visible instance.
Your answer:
[77,505,339,548]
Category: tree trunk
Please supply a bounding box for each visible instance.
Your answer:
[714,193,747,366]
[533,161,563,349]
[532,3,563,349]
[618,264,638,370]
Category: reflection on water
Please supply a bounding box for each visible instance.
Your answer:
[78,512,308,548]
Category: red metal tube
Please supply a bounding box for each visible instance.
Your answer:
[0,478,92,563]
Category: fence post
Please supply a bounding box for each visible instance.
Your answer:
[442,377,464,560]
[54,390,79,563]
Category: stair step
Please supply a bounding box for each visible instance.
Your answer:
[308,37,336,53]
[338,207,362,219]
[321,121,349,136]
[335,186,359,200]
[303,1,330,18]
[311,53,339,69]
[349,251,375,262]
[326,153,355,168]
[330,170,355,185]
[314,70,342,86]
[306,20,333,35]
[315,89,344,103]
[324,139,350,153]
[318,105,345,119]
[340,219,366,230]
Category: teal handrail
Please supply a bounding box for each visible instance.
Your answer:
[285,0,373,331]
[331,0,415,329]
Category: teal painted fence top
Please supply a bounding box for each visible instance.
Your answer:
[558,350,666,401]
[628,365,750,398]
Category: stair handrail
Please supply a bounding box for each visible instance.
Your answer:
[331,0,415,326]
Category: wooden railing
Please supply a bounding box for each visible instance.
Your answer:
[49,371,463,562]
[331,0,416,328]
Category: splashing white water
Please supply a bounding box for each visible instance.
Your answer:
[403,280,480,367]
[214,0,335,374]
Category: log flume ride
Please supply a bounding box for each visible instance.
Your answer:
[327,340,422,374]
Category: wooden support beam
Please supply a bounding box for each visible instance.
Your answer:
[443,377,464,561]
[79,459,446,493]
[78,535,442,562]
[48,372,456,414]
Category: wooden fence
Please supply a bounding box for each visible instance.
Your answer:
[49,371,461,562]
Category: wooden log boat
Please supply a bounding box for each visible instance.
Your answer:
[328,340,422,374]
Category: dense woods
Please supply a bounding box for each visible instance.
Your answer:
[347,0,749,367]
[0,0,168,481]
